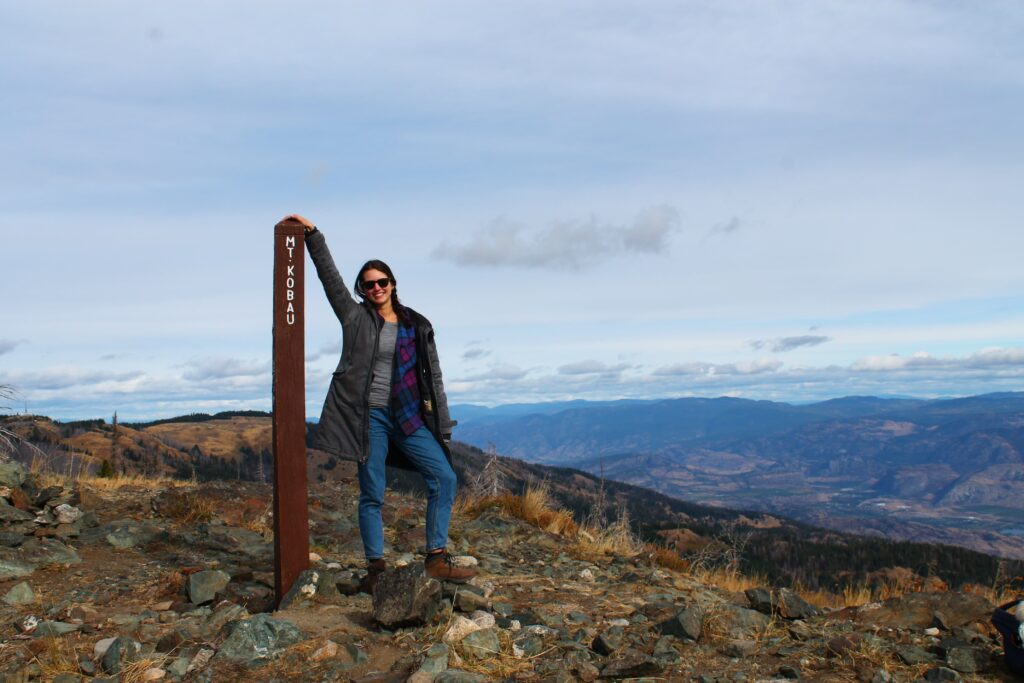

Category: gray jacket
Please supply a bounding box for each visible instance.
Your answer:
[306,230,454,470]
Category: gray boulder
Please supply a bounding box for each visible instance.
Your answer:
[716,603,771,639]
[0,461,27,487]
[659,604,704,641]
[745,587,819,620]
[3,581,35,605]
[372,564,442,628]
[215,614,305,666]
[460,627,501,661]
[278,568,341,609]
[101,637,141,674]
[188,570,231,605]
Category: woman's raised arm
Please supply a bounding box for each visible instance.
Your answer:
[283,214,359,324]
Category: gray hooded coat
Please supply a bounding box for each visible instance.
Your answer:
[305,230,453,470]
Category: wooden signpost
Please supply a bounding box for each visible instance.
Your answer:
[272,218,309,605]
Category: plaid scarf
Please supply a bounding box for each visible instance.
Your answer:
[390,319,425,436]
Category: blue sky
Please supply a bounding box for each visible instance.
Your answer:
[2,1,1023,419]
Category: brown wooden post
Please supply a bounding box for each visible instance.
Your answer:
[273,218,309,605]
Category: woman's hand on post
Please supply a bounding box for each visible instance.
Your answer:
[285,214,317,234]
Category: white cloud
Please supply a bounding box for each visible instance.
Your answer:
[180,357,270,382]
[306,341,342,363]
[457,364,530,382]
[749,335,832,353]
[852,347,1024,372]
[654,358,784,377]
[557,360,632,376]
[432,206,680,269]
[706,217,742,240]
[462,347,491,361]
[0,368,145,391]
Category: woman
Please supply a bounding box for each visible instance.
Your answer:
[287,214,475,592]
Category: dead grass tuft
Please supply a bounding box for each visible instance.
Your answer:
[455,628,541,679]
[459,484,579,537]
[572,516,643,558]
[118,654,171,683]
[31,634,81,679]
[693,566,766,594]
[159,570,186,599]
[243,503,274,538]
[78,472,191,491]
[157,491,215,525]
[646,544,691,572]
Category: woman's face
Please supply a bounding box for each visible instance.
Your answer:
[360,268,393,307]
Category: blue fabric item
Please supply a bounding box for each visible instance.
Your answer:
[358,407,457,561]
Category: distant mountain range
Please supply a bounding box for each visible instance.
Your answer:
[452,393,1024,559]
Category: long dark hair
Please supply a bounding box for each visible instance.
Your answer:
[356,259,410,323]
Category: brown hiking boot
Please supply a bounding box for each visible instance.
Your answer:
[424,550,477,583]
[359,559,386,595]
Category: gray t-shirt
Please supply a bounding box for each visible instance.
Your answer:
[368,322,398,407]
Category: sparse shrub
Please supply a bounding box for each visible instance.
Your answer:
[154,489,215,524]
[465,446,504,498]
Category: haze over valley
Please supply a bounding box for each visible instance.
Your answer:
[453,392,1024,559]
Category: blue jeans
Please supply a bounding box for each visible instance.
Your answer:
[358,407,457,561]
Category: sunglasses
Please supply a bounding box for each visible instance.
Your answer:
[360,277,393,291]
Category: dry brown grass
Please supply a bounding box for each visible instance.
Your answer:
[243,502,274,538]
[34,468,191,492]
[965,580,1024,608]
[459,482,652,561]
[455,628,546,679]
[646,544,691,572]
[692,565,766,594]
[459,483,578,537]
[156,490,216,525]
[158,570,186,599]
[118,654,171,683]
[31,634,80,679]
[572,517,643,558]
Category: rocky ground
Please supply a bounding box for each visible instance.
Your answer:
[0,458,1020,683]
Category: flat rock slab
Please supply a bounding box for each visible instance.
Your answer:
[0,555,35,581]
[0,503,34,522]
[90,519,161,549]
[20,538,80,565]
[856,592,994,629]
[746,587,820,619]
[600,648,664,679]
[201,525,272,558]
